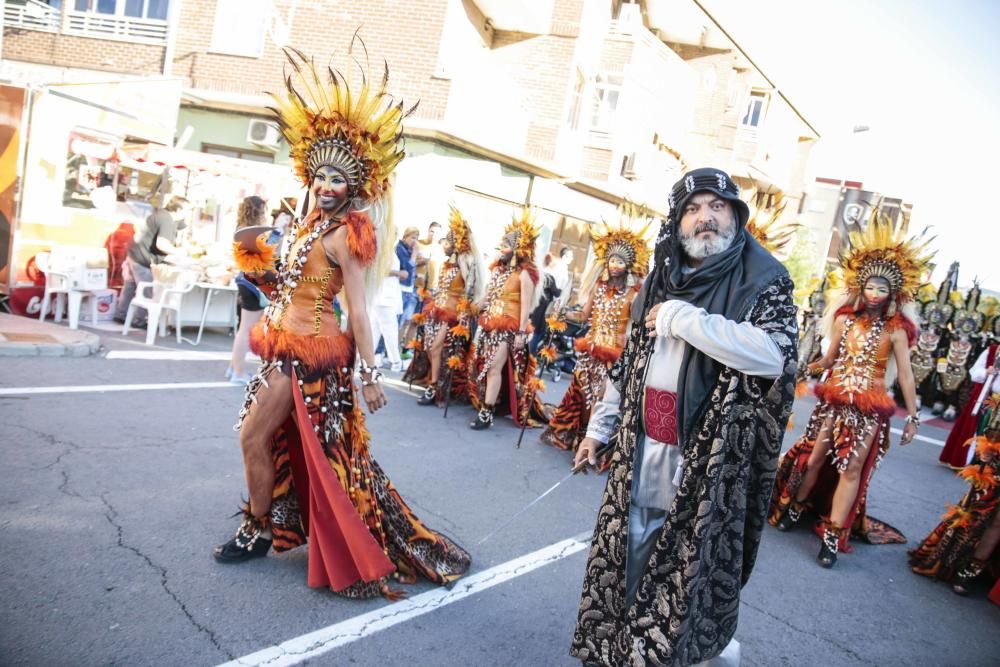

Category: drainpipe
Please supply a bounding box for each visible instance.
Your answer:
[162,0,182,76]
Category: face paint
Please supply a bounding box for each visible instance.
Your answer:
[863,277,892,312]
[312,165,349,211]
[607,255,627,277]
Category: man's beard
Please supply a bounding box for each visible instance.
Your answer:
[680,222,737,260]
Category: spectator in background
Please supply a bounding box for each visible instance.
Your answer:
[396,226,420,355]
[415,221,443,293]
[529,253,562,355]
[372,247,408,372]
[227,196,270,384]
[114,194,188,327]
[551,246,574,309]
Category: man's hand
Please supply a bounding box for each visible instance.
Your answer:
[361,383,387,413]
[574,437,601,471]
[644,303,662,337]
[900,421,917,446]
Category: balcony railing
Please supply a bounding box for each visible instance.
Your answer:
[2,1,169,45]
[3,0,61,33]
[64,10,168,45]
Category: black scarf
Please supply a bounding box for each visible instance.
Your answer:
[617,219,787,446]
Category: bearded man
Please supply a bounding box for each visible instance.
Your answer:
[570,168,798,666]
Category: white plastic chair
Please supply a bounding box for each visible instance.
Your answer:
[36,251,99,330]
[122,270,199,345]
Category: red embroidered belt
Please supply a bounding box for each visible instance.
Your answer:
[643,386,678,445]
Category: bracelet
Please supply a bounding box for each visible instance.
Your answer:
[904,414,920,427]
[358,359,383,386]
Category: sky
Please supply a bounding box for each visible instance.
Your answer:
[702,0,1000,288]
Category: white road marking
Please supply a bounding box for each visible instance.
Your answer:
[106,350,235,361]
[0,381,236,396]
[889,427,945,447]
[216,534,590,667]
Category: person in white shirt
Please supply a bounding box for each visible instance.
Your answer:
[569,168,798,667]
[371,252,407,372]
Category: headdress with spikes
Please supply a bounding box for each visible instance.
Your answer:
[446,205,472,256]
[502,207,541,265]
[745,193,799,255]
[590,201,653,277]
[838,210,934,303]
[269,38,416,202]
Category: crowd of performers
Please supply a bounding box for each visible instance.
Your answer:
[214,45,997,667]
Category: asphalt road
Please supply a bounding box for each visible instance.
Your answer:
[1,327,998,666]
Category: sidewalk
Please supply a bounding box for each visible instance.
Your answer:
[0,313,100,357]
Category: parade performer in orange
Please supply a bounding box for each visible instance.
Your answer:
[910,405,1000,602]
[467,208,545,430]
[770,213,932,568]
[540,204,650,452]
[404,205,484,406]
[213,45,470,599]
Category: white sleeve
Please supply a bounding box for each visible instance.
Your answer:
[665,301,785,379]
[969,348,988,384]
[584,379,622,445]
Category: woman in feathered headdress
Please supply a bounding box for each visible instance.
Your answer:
[215,43,470,598]
[467,207,545,430]
[910,407,1000,601]
[541,202,651,453]
[769,211,932,568]
[403,205,485,406]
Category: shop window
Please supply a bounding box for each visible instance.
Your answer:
[210,0,266,58]
[741,92,768,129]
[63,131,118,209]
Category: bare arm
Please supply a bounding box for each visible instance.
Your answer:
[892,328,918,445]
[810,314,848,373]
[519,271,533,331]
[324,227,386,413]
[581,292,594,323]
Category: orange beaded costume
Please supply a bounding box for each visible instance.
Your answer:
[769,213,932,552]
[226,46,469,597]
[541,206,651,451]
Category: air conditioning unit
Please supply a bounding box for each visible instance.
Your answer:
[621,152,639,180]
[247,119,281,148]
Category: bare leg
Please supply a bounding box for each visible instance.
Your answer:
[794,417,835,503]
[484,343,509,406]
[428,326,447,384]
[230,310,263,376]
[239,367,294,518]
[972,508,1000,561]
[828,426,879,528]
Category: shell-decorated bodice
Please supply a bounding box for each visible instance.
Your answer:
[815,315,898,417]
[479,265,521,332]
[434,261,467,313]
[586,283,637,351]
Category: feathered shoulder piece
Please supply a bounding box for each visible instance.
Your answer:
[268,37,417,201]
[839,210,934,303]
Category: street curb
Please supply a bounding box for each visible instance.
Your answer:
[0,333,100,357]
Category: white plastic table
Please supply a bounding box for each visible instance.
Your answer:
[177,282,238,345]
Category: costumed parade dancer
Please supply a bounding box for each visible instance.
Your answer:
[570,168,798,666]
[540,203,650,452]
[769,214,932,568]
[403,205,484,406]
[214,45,470,599]
[939,339,999,468]
[467,208,546,430]
[910,406,1000,603]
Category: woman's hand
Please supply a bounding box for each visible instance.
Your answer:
[513,332,527,350]
[361,382,387,413]
[644,303,662,336]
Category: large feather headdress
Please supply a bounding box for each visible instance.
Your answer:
[578,201,653,299]
[268,38,416,202]
[838,210,934,303]
[745,193,799,255]
[502,207,542,264]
